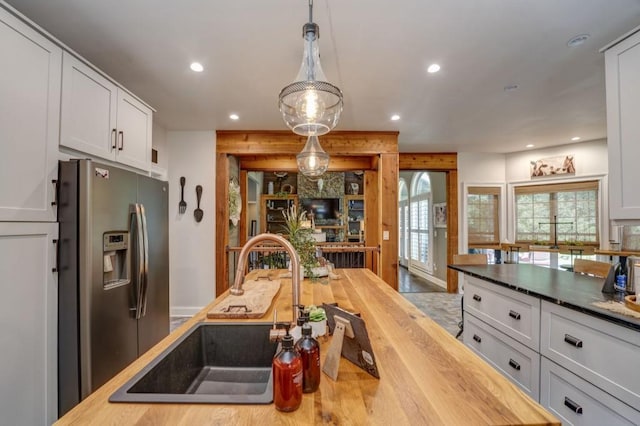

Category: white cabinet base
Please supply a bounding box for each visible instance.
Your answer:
[0,222,58,425]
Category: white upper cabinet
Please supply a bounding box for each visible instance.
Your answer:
[605,29,640,219]
[61,52,152,172]
[0,6,61,222]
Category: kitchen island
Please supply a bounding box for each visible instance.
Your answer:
[450,263,640,423]
[56,268,558,425]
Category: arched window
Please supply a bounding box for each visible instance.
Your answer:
[410,172,432,274]
[398,179,409,265]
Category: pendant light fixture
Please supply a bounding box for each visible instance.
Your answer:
[297,135,329,178]
[279,0,343,137]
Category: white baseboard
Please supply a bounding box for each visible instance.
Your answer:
[407,267,447,290]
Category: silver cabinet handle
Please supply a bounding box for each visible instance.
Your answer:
[564,334,583,348]
[564,396,583,414]
[472,294,482,302]
[111,128,117,150]
[118,131,124,151]
[508,359,521,371]
[473,334,482,343]
[509,310,521,320]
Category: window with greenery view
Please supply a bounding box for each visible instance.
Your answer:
[467,186,500,248]
[515,181,599,245]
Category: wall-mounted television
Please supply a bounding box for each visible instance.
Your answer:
[299,198,341,221]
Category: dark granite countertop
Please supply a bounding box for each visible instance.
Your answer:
[449,263,640,332]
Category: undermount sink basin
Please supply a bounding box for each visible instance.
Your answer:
[109,322,278,404]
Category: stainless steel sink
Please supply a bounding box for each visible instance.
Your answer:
[109,322,278,404]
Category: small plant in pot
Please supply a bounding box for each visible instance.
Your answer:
[282,205,320,278]
[306,305,327,337]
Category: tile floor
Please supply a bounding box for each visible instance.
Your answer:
[171,267,463,338]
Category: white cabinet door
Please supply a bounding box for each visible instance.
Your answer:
[60,52,118,161]
[0,7,60,222]
[0,222,58,425]
[605,30,640,219]
[60,52,152,171]
[115,90,152,171]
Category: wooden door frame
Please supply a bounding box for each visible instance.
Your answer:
[399,153,459,293]
[215,131,399,296]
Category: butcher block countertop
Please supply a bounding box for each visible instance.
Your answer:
[56,269,558,425]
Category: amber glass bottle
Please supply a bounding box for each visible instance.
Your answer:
[273,334,303,411]
[294,323,321,393]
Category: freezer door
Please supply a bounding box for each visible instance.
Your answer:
[83,162,139,395]
[136,175,169,355]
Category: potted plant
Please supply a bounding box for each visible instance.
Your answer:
[282,205,321,278]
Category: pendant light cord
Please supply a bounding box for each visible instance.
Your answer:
[309,0,314,23]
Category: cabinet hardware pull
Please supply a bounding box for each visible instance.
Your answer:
[564,334,583,348]
[118,131,124,151]
[508,359,521,370]
[509,310,521,320]
[51,179,58,206]
[112,129,117,150]
[52,239,59,273]
[473,334,481,343]
[472,294,482,302]
[563,396,583,414]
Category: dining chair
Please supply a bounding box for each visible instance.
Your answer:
[573,259,612,279]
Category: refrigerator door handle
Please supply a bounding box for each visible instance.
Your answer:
[130,203,145,320]
[139,203,150,317]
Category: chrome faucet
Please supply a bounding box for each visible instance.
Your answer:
[230,233,300,324]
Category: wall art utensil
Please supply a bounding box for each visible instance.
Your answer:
[178,177,187,214]
[194,185,204,222]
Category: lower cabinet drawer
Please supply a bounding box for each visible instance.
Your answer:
[540,357,639,426]
[541,300,640,409]
[464,314,540,401]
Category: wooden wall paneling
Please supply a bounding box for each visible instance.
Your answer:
[398,153,457,170]
[446,170,459,293]
[239,155,374,172]
[215,153,230,297]
[379,153,399,290]
[364,170,379,273]
[217,131,399,155]
[239,170,248,246]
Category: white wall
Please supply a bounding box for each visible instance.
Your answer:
[167,131,216,316]
[458,153,507,253]
[505,139,607,181]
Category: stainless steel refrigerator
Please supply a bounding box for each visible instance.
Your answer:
[57,159,169,416]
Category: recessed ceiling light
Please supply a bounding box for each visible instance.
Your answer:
[390,114,400,121]
[504,84,519,92]
[229,114,239,120]
[526,144,534,148]
[427,64,440,73]
[571,136,581,141]
[567,34,590,47]
[190,62,204,72]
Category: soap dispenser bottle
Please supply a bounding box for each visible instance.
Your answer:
[273,326,303,412]
[295,322,321,393]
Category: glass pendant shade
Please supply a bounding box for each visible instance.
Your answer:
[279,20,343,136]
[296,135,329,177]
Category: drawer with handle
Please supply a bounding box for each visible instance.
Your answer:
[463,276,540,350]
[540,357,639,425]
[464,313,540,400]
[541,300,640,409]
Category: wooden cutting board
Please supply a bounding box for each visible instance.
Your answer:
[207,279,281,319]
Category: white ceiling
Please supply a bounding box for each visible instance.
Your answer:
[6,0,640,153]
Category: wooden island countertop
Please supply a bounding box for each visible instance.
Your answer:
[56,269,558,425]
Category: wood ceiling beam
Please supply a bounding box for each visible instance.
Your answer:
[217,130,399,155]
[398,153,457,170]
[239,155,374,171]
